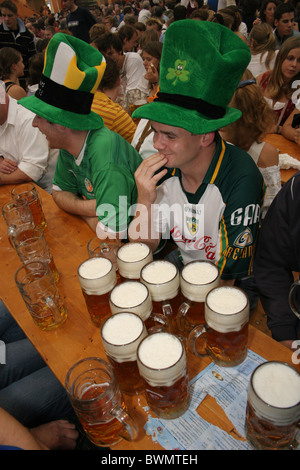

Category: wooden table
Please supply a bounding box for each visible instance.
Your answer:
[0,184,299,451]
[264,133,300,184]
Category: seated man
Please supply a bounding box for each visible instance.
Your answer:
[19,33,142,240]
[129,20,266,311]
[254,172,300,351]
[0,89,58,193]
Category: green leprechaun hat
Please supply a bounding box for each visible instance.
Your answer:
[132,20,251,134]
[19,33,106,130]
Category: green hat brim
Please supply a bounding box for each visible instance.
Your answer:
[19,95,103,131]
[132,101,241,134]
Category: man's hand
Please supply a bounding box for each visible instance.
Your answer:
[134,153,167,206]
[0,157,18,174]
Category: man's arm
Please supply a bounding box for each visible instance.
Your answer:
[52,190,97,217]
[128,153,167,251]
[0,167,32,185]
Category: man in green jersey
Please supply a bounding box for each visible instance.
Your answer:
[129,20,266,311]
[19,33,142,240]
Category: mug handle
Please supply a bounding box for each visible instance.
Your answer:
[161,300,173,318]
[111,406,138,442]
[45,296,64,323]
[148,312,170,334]
[289,279,300,319]
[7,224,17,248]
[177,301,190,332]
[187,325,208,358]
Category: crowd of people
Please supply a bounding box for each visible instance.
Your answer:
[0,0,300,451]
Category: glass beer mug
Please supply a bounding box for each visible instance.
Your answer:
[11,183,47,230]
[289,278,300,319]
[78,257,117,328]
[109,280,169,333]
[65,357,138,447]
[101,312,147,394]
[245,361,300,450]
[116,242,153,281]
[1,199,35,247]
[15,261,67,330]
[188,286,249,367]
[177,260,220,336]
[137,332,190,419]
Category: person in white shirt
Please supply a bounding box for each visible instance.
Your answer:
[138,0,152,24]
[0,87,58,193]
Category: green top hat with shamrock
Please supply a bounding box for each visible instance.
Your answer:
[133,20,251,134]
[19,33,106,130]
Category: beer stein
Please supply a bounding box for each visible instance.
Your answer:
[137,332,190,419]
[14,228,59,283]
[109,280,169,333]
[87,236,120,272]
[289,278,300,319]
[188,286,249,367]
[140,260,181,323]
[1,199,35,247]
[116,242,153,281]
[177,260,220,336]
[65,357,138,447]
[101,312,147,394]
[15,261,67,330]
[78,257,117,327]
[245,361,300,450]
[11,183,47,230]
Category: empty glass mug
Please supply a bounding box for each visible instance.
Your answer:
[65,357,138,447]
[15,260,67,330]
[11,183,47,230]
[1,199,35,247]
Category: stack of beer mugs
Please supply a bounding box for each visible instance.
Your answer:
[1,184,66,331]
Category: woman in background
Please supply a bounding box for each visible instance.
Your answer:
[248,22,277,77]
[0,47,26,99]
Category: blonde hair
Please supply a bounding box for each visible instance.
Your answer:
[249,22,276,70]
[225,69,276,150]
[265,35,300,100]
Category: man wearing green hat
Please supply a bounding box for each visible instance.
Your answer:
[129,20,265,310]
[19,33,142,240]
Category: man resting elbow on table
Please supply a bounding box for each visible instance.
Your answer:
[18,33,142,240]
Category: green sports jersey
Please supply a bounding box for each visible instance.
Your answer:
[155,137,266,280]
[52,127,142,234]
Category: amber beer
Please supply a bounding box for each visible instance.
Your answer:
[78,257,117,327]
[140,260,181,324]
[11,183,47,230]
[116,242,153,280]
[101,312,147,394]
[65,358,138,447]
[137,332,190,419]
[189,286,249,366]
[177,260,220,335]
[245,361,300,450]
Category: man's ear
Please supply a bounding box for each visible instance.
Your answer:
[201,132,216,147]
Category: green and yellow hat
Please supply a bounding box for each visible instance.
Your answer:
[132,20,251,134]
[19,33,106,130]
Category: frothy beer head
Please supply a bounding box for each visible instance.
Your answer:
[137,332,185,386]
[101,312,147,362]
[181,261,219,302]
[117,243,152,279]
[249,361,300,425]
[78,257,116,295]
[141,261,179,301]
[109,281,152,320]
[205,286,249,332]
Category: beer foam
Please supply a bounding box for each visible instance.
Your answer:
[102,313,143,345]
[182,261,218,285]
[253,362,300,408]
[207,287,247,314]
[142,261,177,284]
[79,257,111,279]
[138,332,182,369]
[118,243,150,262]
[110,281,148,308]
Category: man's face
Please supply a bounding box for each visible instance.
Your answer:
[105,46,123,68]
[274,12,295,39]
[123,32,138,52]
[32,115,63,148]
[61,0,72,10]
[1,7,18,30]
[151,121,204,170]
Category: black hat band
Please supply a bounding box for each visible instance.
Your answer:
[155,91,226,119]
[36,75,93,115]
